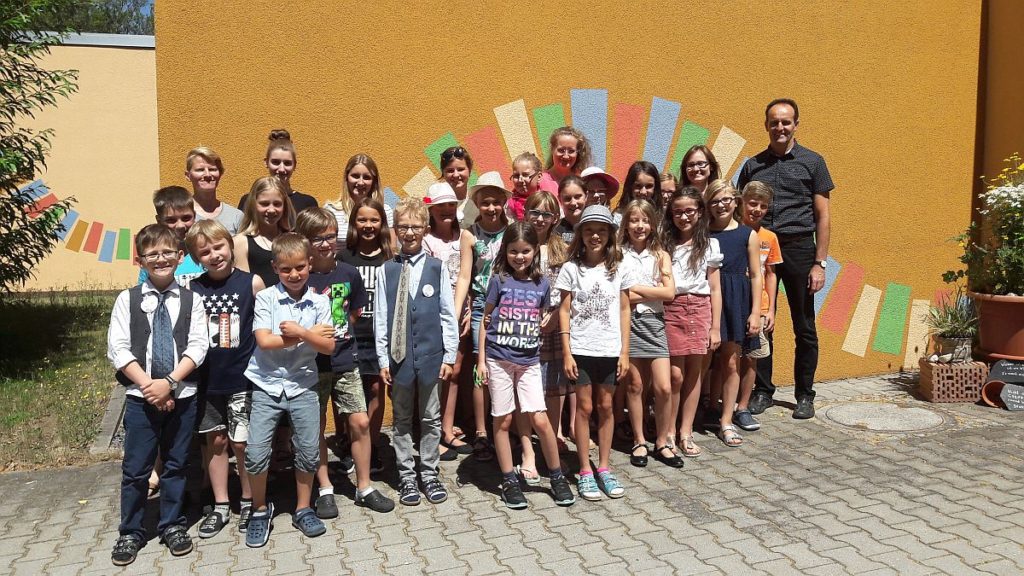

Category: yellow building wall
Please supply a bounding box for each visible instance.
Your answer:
[981,0,1024,183]
[148,0,982,384]
[20,43,158,291]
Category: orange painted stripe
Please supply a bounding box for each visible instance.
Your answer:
[609,103,645,183]
[65,220,89,252]
[26,193,58,218]
[83,222,104,253]
[819,262,866,334]
[463,126,513,179]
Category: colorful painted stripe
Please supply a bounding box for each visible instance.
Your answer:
[532,103,566,160]
[710,126,747,179]
[117,228,132,260]
[872,283,912,355]
[820,262,866,333]
[19,179,48,200]
[494,99,537,158]
[27,193,58,217]
[903,299,932,369]
[570,89,608,169]
[609,103,645,182]
[813,256,842,315]
[65,220,89,252]
[83,222,104,254]
[98,230,117,263]
[383,187,400,211]
[641,97,681,172]
[464,125,512,180]
[58,209,80,241]
[668,121,710,179]
[841,284,882,357]
[402,166,438,198]
[424,132,459,171]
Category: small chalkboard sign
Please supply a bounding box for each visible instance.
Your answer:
[1000,383,1024,411]
[989,360,1024,385]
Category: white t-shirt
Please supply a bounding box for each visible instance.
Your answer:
[671,238,723,295]
[621,247,664,314]
[554,261,636,357]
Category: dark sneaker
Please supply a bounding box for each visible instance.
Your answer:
[748,392,773,415]
[500,478,528,510]
[315,493,339,519]
[111,534,142,566]
[238,502,253,533]
[292,507,326,538]
[550,476,576,507]
[198,506,229,539]
[369,448,385,474]
[793,397,815,420]
[339,454,355,475]
[423,478,448,504]
[160,525,193,557]
[399,479,421,506]
[733,410,761,431]
[355,488,395,513]
[245,503,274,548]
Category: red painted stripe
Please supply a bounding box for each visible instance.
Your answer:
[464,126,513,179]
[26,193,58,217]
[609,103,645,184]
[934,289,951,307]
[83,221,104,254]
[819,262,866,333]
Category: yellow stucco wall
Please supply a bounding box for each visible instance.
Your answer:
[147,1,983,384]
[20,43,158,291]
[982,0,1024,182]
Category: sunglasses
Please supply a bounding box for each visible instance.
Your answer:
[441,146,468,163]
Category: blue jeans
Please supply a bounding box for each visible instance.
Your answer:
[119,394,196,539]
[245,388,321,475]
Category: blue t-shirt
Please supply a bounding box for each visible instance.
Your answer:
[484,274,549,365]
[189,268,256,395]
[307,262,368,374]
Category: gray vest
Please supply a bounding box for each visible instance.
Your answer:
[384,255,444,383]
[115,284,198,386]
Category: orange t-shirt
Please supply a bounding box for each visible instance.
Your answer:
[755,227,783,315]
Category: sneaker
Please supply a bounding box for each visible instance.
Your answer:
[198,506,229,539]
[315,493,339,519]
[577,473,602,501]
[733,410,761,431]
[339,454,355,474]
[238,502,253,533]
[748,391,773,415]
[245,503,274,548]
[399,479,421,506]
[292,507,326,538]
[355,488,395,513]
[793,397,815,420]
[550,476,576,507]
[160,525,193,556]
[369,448,385,474]
[500,478,528,510]
[596,470,625,499]
[423,478,448,504]
[111,534,143,566]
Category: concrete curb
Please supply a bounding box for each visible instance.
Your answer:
[89,383,125,456]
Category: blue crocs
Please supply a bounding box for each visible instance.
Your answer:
[291,507,326,538]
[245,503,274,548]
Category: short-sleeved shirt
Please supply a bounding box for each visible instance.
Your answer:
[338,249,387,348]
[484,275,550,365]
[554,219,575,244]
[621,247,664,315]
[189,268,257,395]
[199,204,244,236]
[422,232,462,288]
[755,227,783,314]
[737,141,834,234]
[307,262,367,374]
[470,223,505,296]
[671,239,723,296]
[554,261,636,358]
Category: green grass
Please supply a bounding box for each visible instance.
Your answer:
[0,290,116,471]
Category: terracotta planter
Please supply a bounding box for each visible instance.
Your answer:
[969,292,1024,360]
[982,380,1006,408]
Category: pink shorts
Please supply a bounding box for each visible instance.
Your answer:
[664,294,712,356]
[485,358,546,417]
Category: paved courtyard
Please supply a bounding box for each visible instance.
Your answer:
[1,373,1022,575]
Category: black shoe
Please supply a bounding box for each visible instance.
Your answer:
[198,506,229,539]
[653,445,685,469]
[733,410,761,431]
[111,534,143,566]
[793,397,815,420]
[315,493,339,519]
[423,478,448,504]
[160,525,193,557]
[238,502,253,533]
[339,454,355,474]
[500,478,528,510]
[399,479,421,506]
[629,443,649,468]
[550,475,576,507]
[355,488,396,513]
[369,448,385,474]
[748,392,773,415]
[702,408,722,432]
[439,446,458,461]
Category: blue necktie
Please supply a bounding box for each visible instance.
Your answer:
[151,292,174,379]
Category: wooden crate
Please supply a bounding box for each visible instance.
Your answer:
[918,358,988,403]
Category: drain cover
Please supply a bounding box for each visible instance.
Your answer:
[823,402,945,432]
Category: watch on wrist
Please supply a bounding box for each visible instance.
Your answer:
[816,260,827,269]
[165,374,179,392]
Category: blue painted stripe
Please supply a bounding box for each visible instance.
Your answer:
[57,209,79,241]
[570,89,608,169]
[731,157,749,187]
[383,187,400,210]
[98,231,116,263]
[642,97,681,172]
[813,256,842,315]
[18,179,49,200]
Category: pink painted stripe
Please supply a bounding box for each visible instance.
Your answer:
[609,103,645,183]
[934,289,951,307]
[464,126,512,179]
[819,262,866,334]
[83,221,104,254]
[27,193,58,217]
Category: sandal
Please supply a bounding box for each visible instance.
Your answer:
[718,425,743,448]
[473,433,494,462]
[441,435,473,455]
[515,465,541,486]
[678,436,703,457]
[629,443,649,468]
[653,445,684,469]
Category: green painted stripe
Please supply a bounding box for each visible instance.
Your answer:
[424,132,459,172]
[117,228,132,260]
[668,121,710,178]
[532,103,566,160]
[871,283,912,355]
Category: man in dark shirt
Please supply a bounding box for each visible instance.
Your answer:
[737,98,834,420]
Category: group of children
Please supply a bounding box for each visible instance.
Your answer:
[108,126,782,565]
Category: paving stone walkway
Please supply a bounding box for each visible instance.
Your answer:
[1,374,1023,575]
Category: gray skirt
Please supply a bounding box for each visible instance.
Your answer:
[630,312,669,359]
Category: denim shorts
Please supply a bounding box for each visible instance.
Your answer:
[245,387,320,475]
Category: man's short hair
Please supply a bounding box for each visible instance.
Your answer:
[741,181,774,204]
[765,98,800,122]
[153,185,194,217]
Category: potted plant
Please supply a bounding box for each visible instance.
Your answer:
[945,152,1024,360]
[923,286,977,363]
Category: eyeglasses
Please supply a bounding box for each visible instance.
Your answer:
[672,208,699,218]
[395,225,425,233]
[710,196,735,207]
[527,209,556,220]
[311,235,335,246]
[511,172,538,182]
[441,146,468,162]
[685,161,710,170]
[141,250,179,262]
